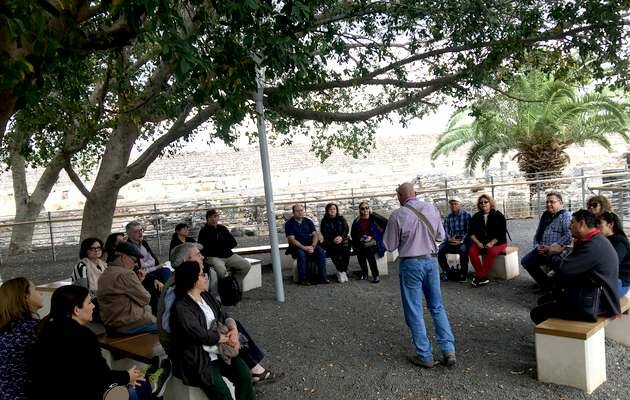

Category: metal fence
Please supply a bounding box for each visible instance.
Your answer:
[1,168,629,265]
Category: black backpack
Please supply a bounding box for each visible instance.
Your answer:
[218,275,242,306]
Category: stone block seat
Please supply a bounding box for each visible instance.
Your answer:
[487,246,519,280]
[241,257,262,292]
[533,299,630,395]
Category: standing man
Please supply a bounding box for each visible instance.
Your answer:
[285,204,329,285]
[521,191,572,291]
[197,209,251,289]
[383,182,456,368]
[437,196,471,282]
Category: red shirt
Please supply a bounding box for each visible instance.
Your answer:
[358,218,370,236]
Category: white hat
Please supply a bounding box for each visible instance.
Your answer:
[448,196,462,203]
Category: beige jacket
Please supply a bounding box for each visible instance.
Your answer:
[97,264,155,332]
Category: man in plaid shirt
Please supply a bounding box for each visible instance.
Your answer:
[521,191,572,291]
[438,197,472,281]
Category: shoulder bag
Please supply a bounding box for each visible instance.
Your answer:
[404,204,438,255]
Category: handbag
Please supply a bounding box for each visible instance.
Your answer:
[360,238,376,248]
[103,384,129,400]
[218,275,242,306]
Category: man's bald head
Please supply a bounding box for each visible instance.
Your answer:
[396,182,416,205]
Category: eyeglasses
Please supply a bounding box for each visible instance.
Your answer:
[88,246,102,251]
[478,201,489,205]
[588,203,600,208]
[360,207,369,211]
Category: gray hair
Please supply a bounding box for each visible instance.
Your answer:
[546,191,563,203]
[170,242,198,269]
[125,221,142,233]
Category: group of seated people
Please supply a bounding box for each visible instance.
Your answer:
[0,211,280,400]
[438,191,629,324]
[286,202,388,285]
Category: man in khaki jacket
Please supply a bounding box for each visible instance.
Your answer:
[98,241,157,335]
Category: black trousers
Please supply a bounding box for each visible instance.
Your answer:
[357,247,379,278]
[325,244,350,272]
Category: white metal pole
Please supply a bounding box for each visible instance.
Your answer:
[254,60,285,302]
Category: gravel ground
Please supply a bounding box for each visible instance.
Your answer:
[2,218,629,399]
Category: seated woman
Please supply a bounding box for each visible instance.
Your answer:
[169,223,196,255]
[587,194,611,217]
[104,232,126,263]
[169,261,255,400]
[597,211,630,298]
[72,237,108,298]
[351,201,386,283]
[320,203,351,283]
[468,194,507,288]
[0,278,43,400]
[31,285,150,400]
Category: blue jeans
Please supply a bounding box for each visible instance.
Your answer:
[128,380,152,400]
[399,257,455,362]
[295,246,327,281]
[619,280,630,298]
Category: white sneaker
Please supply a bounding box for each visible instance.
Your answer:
[341,272,348,283]
[336,271,343,283]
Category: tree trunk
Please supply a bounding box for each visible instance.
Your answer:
[517,144,570,199]
[8,150,65,255]
[79,118,137,241]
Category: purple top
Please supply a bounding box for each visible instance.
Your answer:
[383,198,445,257]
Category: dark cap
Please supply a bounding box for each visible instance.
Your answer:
[113,241,143,259]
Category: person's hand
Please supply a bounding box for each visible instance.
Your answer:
[154,280,164,292]
[304,246,314,253]
[486,241,495,249]
[476,241,484,249]
[448,237,462,245]
[365,235,373,241]
[537,245,548,255]
[218,333,230,344]
[333,236,343,245]
[548,244,563,254]
[226,328,241,351]
[128,366,145,387]
[136,269,146,282]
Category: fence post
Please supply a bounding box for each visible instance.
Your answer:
[581,168,586,207]
[153,204,162,255]
[48,212,57,262]
[444,179,449,203]
[503,200,507,219]
[490,176,495,199]
[536,183,541,215]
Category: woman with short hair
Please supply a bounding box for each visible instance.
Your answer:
[351,201,387,283]
[169,223,196,255]
[30,285,150,400]
[169,261,255,400]
[72,237,108,297]
[468,194,508,288]
[0,278,43,400]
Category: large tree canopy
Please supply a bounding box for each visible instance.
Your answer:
[2,0,630,243]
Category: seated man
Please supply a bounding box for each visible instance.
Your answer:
[126,221,171,313]
[437,196,471,281]
[521,192,572,291]
[531,210,621,324]
[158,243,279,384]
[197,209,251,289]
[97,242,157,335]
[285,204,328,285]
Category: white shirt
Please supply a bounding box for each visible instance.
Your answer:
[189,293,219,360]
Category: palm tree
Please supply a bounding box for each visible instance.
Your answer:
[431,71,629,194]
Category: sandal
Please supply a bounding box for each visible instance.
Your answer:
[251,369,283,385]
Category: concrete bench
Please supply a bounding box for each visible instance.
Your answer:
[242,257,262,292]
[487,246,519,280]
[605,296,630,346]
[164,375,235,400]
[233,243,289,255]
[289,250,392,283]
[535,317,609,393]
[98,332,166,370]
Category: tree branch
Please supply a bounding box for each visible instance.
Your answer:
[122,104,220,185]
[484,84,544,103]
[64,162,92,199]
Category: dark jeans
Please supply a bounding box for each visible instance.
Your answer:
[521,249,559,289]
[143,267,173,315]
[357,247,379,278]
[128,379,152,400]
[295,246,327,282]
[236,320,265,369]
[202,356,255,400]
[325,243,350,272]
[437,242,469,277]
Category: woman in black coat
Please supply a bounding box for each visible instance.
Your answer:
[30,285,149,400]
[169,261,255,400]
[468,194,507,288]
[320,203,351,283]
[597,211,630,297]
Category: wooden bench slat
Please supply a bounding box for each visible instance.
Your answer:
[100,333,164,364]
[535,318,609,340]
